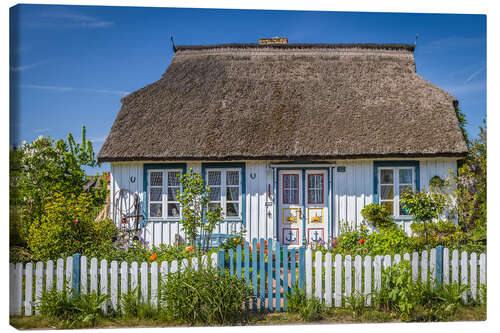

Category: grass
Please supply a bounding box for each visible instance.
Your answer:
[10,306,486,329]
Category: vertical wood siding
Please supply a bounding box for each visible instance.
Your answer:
[110,158,457,246]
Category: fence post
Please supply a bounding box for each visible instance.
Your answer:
[72,253,81,295]
[218,249,225,270]
[436,246,443,285]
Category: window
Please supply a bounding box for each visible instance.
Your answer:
[147,169,182,219]
[283,174,299,204]
[206,168,242,219]
[378,167,415,217]
[307,174,324,204]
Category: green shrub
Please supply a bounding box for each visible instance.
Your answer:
[36,288,109,328]
[361,203,395,229]
[27,192,117,261]
[366,227,411,255]
[374,261,469,322]
[160,266,252,325]
[285,286,326,322]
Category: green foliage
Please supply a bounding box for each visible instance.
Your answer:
[361,203,394,229]
[160,266,252,325]
[176,169,224,249]
[37,288,109,328]
[285,286,326,321]
[455,123,486,234]
[26,192,117,261]
[366,227,411,255]
[120,288,159,319]
[345,290,373,319]
[400,189,445,223]
[374,261,469,321]
[11,127,107,247]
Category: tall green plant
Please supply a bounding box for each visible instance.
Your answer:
[176,169,223,250]
[400,189,445,243]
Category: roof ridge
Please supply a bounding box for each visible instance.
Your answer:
[175,43,415,52]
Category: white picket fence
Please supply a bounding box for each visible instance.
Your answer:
[304,248,486,307]
[9,254,219,316]
[9,248,487,316]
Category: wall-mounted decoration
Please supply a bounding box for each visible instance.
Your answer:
[307,228,324,244]
[307,208,323,224]
[130,176,136,183]
[337,166,346,172]
[250,173,257,179]
[283,208,300,224]
[282,228,299,245]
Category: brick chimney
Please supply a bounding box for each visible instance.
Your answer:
[258,37,288,45]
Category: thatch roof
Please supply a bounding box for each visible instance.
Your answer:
[98,43,468,162]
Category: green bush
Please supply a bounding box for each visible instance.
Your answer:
[374,261,469,321]
[361,203,395,229]
[36,288,109,328]
[366,227,411,255]
[160,266,252,325]
[27,192,117,261]
[285,286,326,321]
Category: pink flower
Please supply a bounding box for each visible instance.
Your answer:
[74,219,78,223]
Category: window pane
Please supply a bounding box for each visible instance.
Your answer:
[399,185,412,196]
[284,174,298,189]
[208,202,220,212]
[381,201,393,215]
[399,169,412,184]
[380,169,394,184]
[150,203,162,217]
[167,203,180,218]
[226,187,239,201]
[284,188,298,204]
[168,172,180,186]
[226,203,239,217]
[150,187,162,201]
[150,171,163,186]
[400,202,409,216]
[168,187,179,201]
[208,171,221,186]
[209,187,221,201]
[308,175,323,204]
[226,171,239,186]
[380,185,394,200]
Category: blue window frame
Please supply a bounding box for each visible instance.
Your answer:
[373,161,420,218]
[201,163,246,226]
[143,163,187,221]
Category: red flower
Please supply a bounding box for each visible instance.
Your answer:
[358,238,366,244]
[74,219,78,224]
[332,240,337,246]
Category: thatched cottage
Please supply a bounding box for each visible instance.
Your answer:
[98,38,467,247]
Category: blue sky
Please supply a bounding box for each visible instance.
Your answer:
[10,4,486,173]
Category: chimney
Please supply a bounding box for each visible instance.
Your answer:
[258,37,288,45]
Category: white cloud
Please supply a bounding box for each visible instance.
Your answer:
[19,84,130,96]
[465,64,486,83]
[25,9,113,29]
[10,59,52,72]
[418,37,485,53]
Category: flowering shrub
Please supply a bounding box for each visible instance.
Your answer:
[27,192,117,261]
[361,203,395,229]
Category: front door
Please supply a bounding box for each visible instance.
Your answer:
[278,169,329,246]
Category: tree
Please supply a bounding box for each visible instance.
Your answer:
[10,126,107,244]
[176,169,223,251]
[455,123,486,236]
[400,189,445,243]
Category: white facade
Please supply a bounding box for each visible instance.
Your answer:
[109,158,458,247]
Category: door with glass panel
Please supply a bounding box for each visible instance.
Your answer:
[278,170,303,246]
[304,170,328,246]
